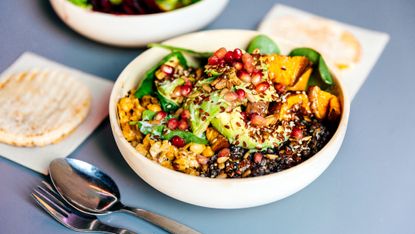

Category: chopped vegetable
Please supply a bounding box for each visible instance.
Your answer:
[247,35,281,54]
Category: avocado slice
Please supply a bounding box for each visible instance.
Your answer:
[185,89,230,138]
[211,107,287,149]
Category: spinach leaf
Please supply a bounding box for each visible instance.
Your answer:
[247,35,280,54]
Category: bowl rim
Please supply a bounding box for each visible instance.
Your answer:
[109,29,350,184]
[55,0,225,19]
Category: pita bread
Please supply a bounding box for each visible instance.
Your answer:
[263,16,362,69]
[0,69,91,147]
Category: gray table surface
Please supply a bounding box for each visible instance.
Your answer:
[1,0,414,233]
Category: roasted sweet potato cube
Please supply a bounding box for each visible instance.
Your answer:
[287,68,312,91]
[264,55,311,86]
[308,86,341,120]
[328,96,341,121]
[279,93,311,120]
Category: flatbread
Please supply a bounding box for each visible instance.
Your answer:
[263,16,362,69]
[0,69,91,147]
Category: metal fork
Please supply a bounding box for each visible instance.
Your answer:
[32,181,137,234]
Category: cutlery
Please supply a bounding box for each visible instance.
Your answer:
[32,181,136,234]
[49,158,200,234]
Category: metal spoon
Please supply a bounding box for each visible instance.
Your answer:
[49,158,200,234]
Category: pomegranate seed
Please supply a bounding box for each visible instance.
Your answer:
[154,111,167,121]
[171,86,182,97]
[218,148,230,158]
[274,83,286,93]
[180,85,192,97]
[245,64,254,73]
[171,135,186,147]
[160,64,173,75]
[224,92,238,102]
[251,71,262,85]
[178,119,189,130]
[241,53,253,64]
[233,61,243,70]
[255,82,270,93]
[237,70,251,83]
[254,152,263,163]
[167,118,179,130]
[233,48,243,60]
[180,109,190,120]
[184,78,192,86]
[236,89,246,99]
[240,112,248,122]
[250,114,266,127]
[208,56,219,65]
[291,127,303,139]
[224,51,234,64]
[214,47,227,59]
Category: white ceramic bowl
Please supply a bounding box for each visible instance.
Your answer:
[49,0,228,47]
[109,30,350,209]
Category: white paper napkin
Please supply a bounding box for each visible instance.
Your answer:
[258,4,390,100]
[0,52,114,174]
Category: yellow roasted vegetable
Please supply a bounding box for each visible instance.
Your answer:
[308,86,341,120]
[279,93,311,120]
[287,68,312,91]
[263,55,311,86]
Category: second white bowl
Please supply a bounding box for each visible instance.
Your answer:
[50,0,229,47]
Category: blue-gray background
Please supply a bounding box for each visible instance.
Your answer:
[1,0,414,233]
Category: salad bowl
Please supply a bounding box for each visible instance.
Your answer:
[109,30,350,209]
[49,0,228,47]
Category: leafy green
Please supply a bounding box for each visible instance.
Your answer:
[137,122,164,136]
[164,130,208,144]
[135,52,187,99]
[156,92,180,113]
[109,0,123,4]
[288,47,334,85]
[68,0,91,8]
[142,110,156,121]
[246,34,280,54]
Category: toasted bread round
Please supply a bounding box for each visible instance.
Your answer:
[0,69,91,147]
[262,16,362,69]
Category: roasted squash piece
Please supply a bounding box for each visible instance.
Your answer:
[279,93,311,120]
[263,55,311,86]
[287,68,312,91]
[308,86,341,120]
[328,96,341,121]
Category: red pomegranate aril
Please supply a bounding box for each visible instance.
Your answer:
[171,135,186,147]
[218,148,231,158]
[233,48,243,60]
[178,119,189,130]
[250,114,266,127]
[274,83,286,93]
[214,47,227,59]
[180,109,190,120]
[208,55,220,65]
[241,112,248,122]
[224,51,234,64]
[237,70,251,83]
[236,89,246,99]
[180,85,192,97]
[241,53,253,64]
[255,82,270,93]
[167,118,179,130]
[254,152,263,164]
[251,71,262,85]
[224,92,238,102]
[233,61,243,70]
[154,111,167,121]
[160,64,173,75]
[291,127,303,139]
